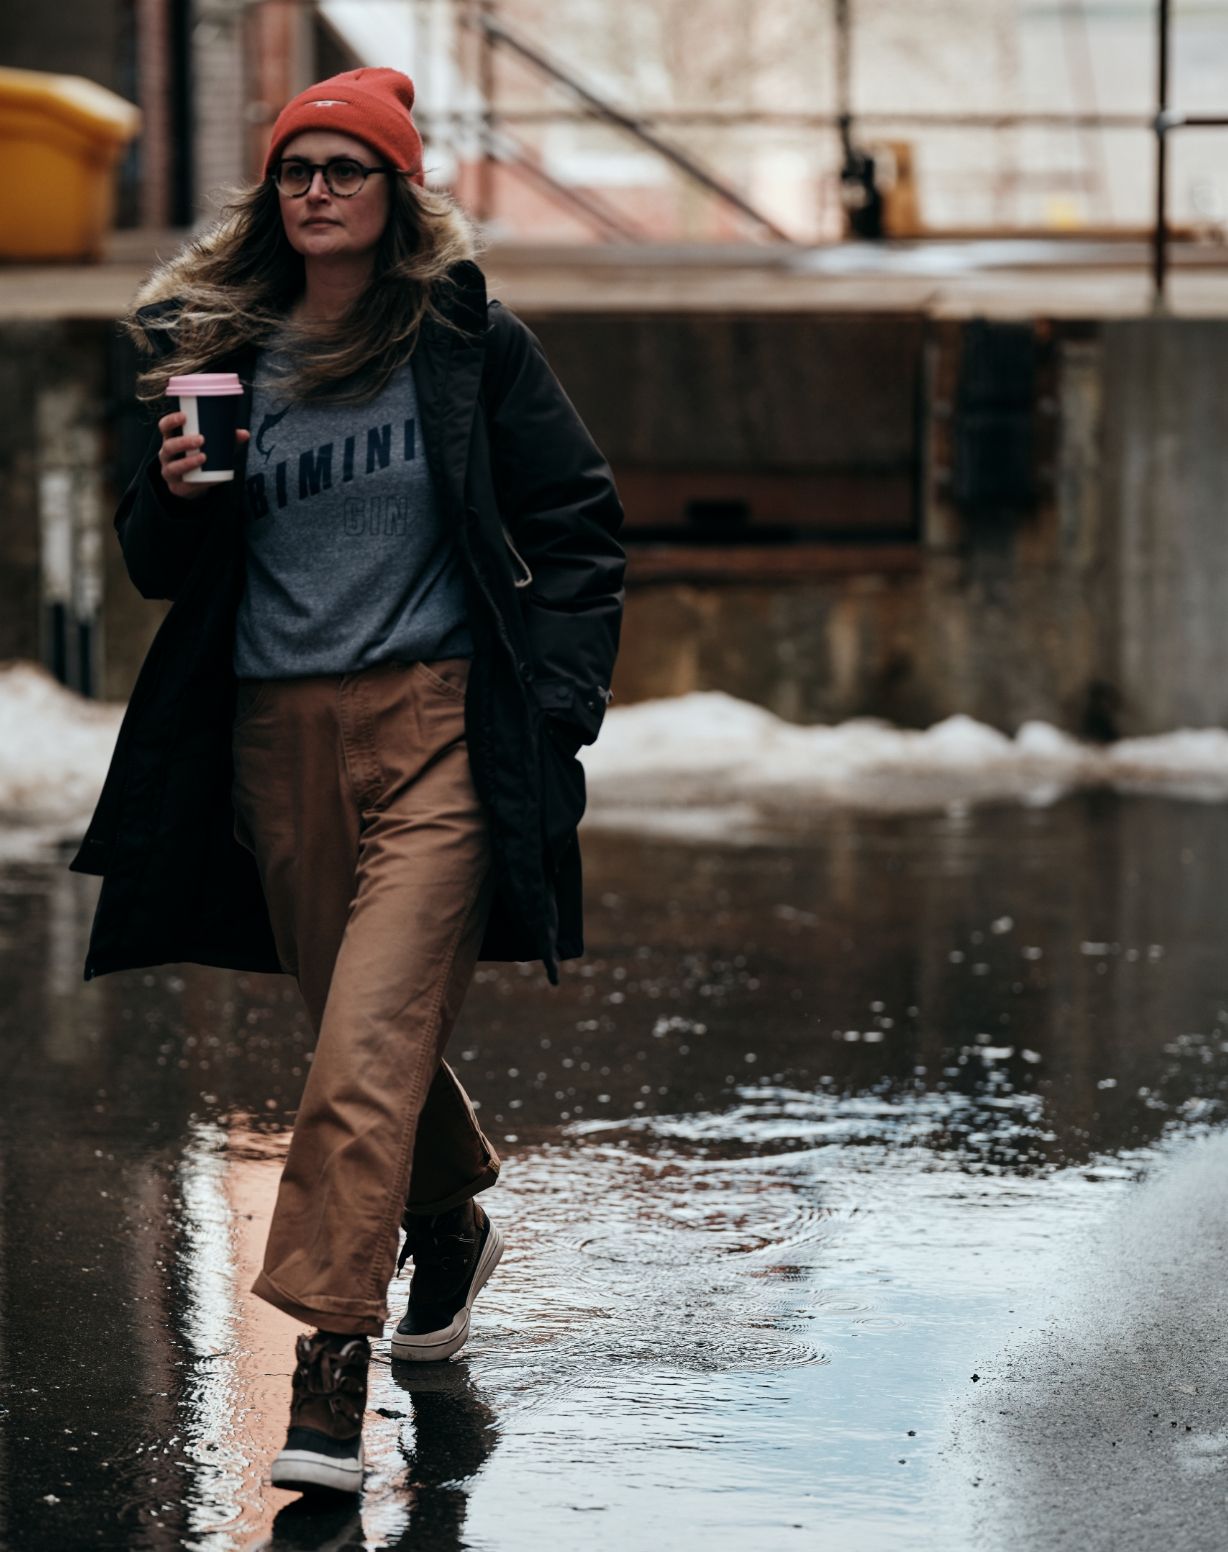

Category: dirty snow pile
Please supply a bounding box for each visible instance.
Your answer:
[580,688,1228,818]
[4,663,1228,854]
[0,662,125,833]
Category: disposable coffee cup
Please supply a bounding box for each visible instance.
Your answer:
[167,372,245,483]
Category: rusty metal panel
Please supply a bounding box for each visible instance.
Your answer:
[625,543,923,584]
[527,312,927,469]
[524,312,926,549]
[613,467,916,537]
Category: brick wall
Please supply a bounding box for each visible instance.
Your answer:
[136,0,170,226]
[192,0,248,213]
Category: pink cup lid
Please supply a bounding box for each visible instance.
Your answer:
[167,372,244,397]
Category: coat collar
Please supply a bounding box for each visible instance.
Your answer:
[412,261,488,515]
[134,259,490,516]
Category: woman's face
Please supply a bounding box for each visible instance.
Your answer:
[276,130,392,262]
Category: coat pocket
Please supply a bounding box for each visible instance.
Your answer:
[501,520,534,588]
[538,718,587,869]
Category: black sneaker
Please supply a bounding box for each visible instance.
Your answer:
[391,1199,504,1362]
[270,1330,369,1495]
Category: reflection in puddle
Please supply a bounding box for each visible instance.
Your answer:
[5,793,1228,1547]
[178,1121,245,1544]
[163,1109,1162,1551]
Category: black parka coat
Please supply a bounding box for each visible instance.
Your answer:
[68,259,626,987]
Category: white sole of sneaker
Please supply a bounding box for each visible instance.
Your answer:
[390,1221,505,1362]
[270,1440,364,1495]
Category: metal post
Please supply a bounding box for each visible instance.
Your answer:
[835,0,851,122]
[1152,0,1170,308]
[168,0,194,224]
[476,0,495,225]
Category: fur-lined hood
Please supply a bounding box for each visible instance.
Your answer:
[129,198,482,319]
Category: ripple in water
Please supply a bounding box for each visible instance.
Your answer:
[427,1136,835,1379]
[433,1079,1091,1395]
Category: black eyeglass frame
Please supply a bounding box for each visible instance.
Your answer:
[271,157,405,198]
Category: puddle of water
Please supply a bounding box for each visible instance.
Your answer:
[4,792,1228,1548]
[154,1113,1152,1551]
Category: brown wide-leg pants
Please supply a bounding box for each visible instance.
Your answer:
[230,655,501,1337]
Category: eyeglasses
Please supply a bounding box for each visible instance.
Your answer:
[272,157,398,198]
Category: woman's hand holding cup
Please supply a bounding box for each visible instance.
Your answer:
[158,411,251,499]
[159,372,248,498]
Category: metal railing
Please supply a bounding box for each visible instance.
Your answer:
[1152,0,1228,305]
[260,0,1225,305]
[445,0,1226,307]
[458,0,793,243]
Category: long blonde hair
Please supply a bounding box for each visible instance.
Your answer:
[126,173,486,406]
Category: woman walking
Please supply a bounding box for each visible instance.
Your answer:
[69,66,625,1494]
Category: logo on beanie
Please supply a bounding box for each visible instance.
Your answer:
[307,99,350,107]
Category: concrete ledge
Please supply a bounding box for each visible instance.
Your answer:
[2,233,1227,321]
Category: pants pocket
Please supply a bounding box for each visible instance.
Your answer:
[539,720,587,869]
[233,678,273,727]
[410,657,471,704]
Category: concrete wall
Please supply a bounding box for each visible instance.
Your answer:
[2,310,1226,738]
[535,310,1228,740]
[0,325,44,669]
[1102,321,1228,733]
[0,321,159,702]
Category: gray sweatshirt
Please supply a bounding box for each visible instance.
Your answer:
[232,344,472,679]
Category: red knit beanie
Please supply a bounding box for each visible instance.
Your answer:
[263,67,425,186]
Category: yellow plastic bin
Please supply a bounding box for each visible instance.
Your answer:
[0,66,142,261]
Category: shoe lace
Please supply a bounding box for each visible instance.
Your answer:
[292,1334,368,1429]
[396,1209,478,1278]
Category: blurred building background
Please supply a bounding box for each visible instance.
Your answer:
[0,1,1226,743]
[3,0,1228,241]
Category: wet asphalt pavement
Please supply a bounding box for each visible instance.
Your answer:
[3,790,1228,1550]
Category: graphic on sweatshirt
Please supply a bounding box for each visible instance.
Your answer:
[254,402,293,461]
[233,353,471,679]
[244,385,422,536]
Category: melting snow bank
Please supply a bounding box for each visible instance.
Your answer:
[581,690,1228,827]
[5,663,1228,857]
[0,661,126,860]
